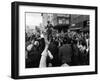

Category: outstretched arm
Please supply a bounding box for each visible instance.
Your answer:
[39,35,50,68]
[39,45,48,68]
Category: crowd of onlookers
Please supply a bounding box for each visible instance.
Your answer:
[25,26,89,68]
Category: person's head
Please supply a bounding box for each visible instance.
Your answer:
[81,40,86,46]
[34,41,39,46]
[40,33,44,38]
[63,37,71,44]
[63,38,67,44]
[47,21,50,24]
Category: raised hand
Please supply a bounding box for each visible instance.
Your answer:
[44,34,50,46]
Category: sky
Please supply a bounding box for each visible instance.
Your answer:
[26,13,42,28]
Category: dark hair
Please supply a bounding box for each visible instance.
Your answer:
[81,40,86,46]
[47,21,50,24]
[63,37,71,44]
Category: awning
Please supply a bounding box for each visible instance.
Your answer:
[53,24,69,29]
[69,27,81,31]
[80,27,89,32]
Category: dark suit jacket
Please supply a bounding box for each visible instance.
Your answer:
[27,45,41,68]
[59,44,73,64]
[48,41,60,66]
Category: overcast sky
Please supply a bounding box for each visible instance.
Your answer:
[26,13,42,27]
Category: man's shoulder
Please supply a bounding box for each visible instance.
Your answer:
[60,44,72,50]
[59,45,66,50]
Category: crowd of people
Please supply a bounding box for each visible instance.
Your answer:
[25,22,89,68]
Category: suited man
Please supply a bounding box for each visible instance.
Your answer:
[59,37,73,66]
[26,41,41,68]
[48,40,60,67]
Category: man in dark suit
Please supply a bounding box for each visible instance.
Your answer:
[48,40,60,67]
[59,37,73,66]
